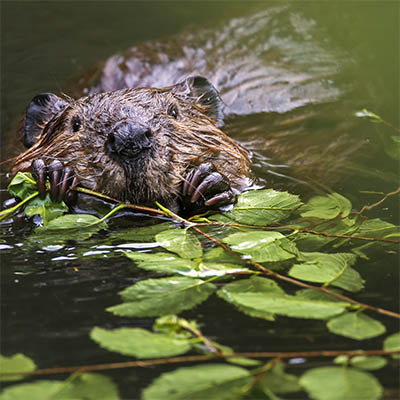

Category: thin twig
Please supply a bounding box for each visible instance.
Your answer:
[1,349,398,377]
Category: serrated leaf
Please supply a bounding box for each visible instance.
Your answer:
[219,277,349,320]
[300,193,352,219]
[0,354,36,382]
[90,327,191,358]
[327,312,386,340]
[293,217,356,251]
[142,364,254,400]
[217,276,284,321]
[24,194,68,225]
[217,189,302,226]
[109,222,174,242]
[203,247,246,265]
[107,277,216,317]
[260,361,301,395]
[222,231,299,262]
[7,172,36,199]
[155,229,202,259]
[125,252,196,274]
[0,373,119,400]
[356,218,398,238]
[289,252,364,292]
[299,367,383,400]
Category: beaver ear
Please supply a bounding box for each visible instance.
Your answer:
[24,93,68,147]
[174,76,224,127]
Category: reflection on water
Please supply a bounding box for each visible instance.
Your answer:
[1,1,398,398]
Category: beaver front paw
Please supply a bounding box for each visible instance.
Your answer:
[181,162,234,211]
[31,159,79,206]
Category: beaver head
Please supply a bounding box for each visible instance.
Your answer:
[11,76,251,209]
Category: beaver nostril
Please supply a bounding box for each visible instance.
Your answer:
[107,131,115,144]
[106,124,153,159]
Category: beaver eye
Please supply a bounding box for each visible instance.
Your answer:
[71,116,82,133]
[167,105,179,119]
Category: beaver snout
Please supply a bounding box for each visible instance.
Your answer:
[106,122,153,159]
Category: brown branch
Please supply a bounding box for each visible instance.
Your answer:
[356,187,400,216]
[191,226,400,319]
[1,349,398,378]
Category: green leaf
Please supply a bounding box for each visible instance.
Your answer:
[35,214,107,231]
[299,366,383,400]
[7,172,36,199]
[355,108,384,123]
[289,252,364,292]
[124,252,197,274]
[58,373,120,400]
[327,312,386,340]
[299,193,352,219]
[383,332,400,358]
[0,354,36,382]
[24,194,68,225]
[203,247,246,265]
[334,355,387,371]
[356,218,398,238]
[217,276,284,321]
[90,327,191,358]
[107,277,216,317]
[142,364,254,400]
[293,217,356,251]
[0,373,120,400]
[216,189,302,226]
[222,231,299,262]
[218,276,348,320]
[260,361,301,395]
[155,229,203,259]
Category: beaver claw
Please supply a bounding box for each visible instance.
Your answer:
[182,162,234,209]
[31,159,78,205]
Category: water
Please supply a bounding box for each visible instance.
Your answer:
[1,2,399,399]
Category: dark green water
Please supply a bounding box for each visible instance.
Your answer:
[1,2,399,399]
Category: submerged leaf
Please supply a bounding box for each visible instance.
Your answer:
[222,231,299,262]
[90,327,191,358]
[327,312,386,340]
[383,332,400,359]
[300,366,382,400]
[107,277,216,317]
[299,193,352,219]
[334,355,387,371]
[289,252,363,292]
[0,354,36,382]
[217,189,302,226]
[142,364,254,400]
[156,229,203,259]
[0,373,119,400]
[259,361,301,395]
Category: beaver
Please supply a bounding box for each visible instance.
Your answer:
[10,76,251,213]
[7,6,366,213]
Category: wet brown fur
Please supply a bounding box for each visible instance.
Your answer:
[10,87,251,208]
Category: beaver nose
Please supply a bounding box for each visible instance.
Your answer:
[107,123,153,158]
